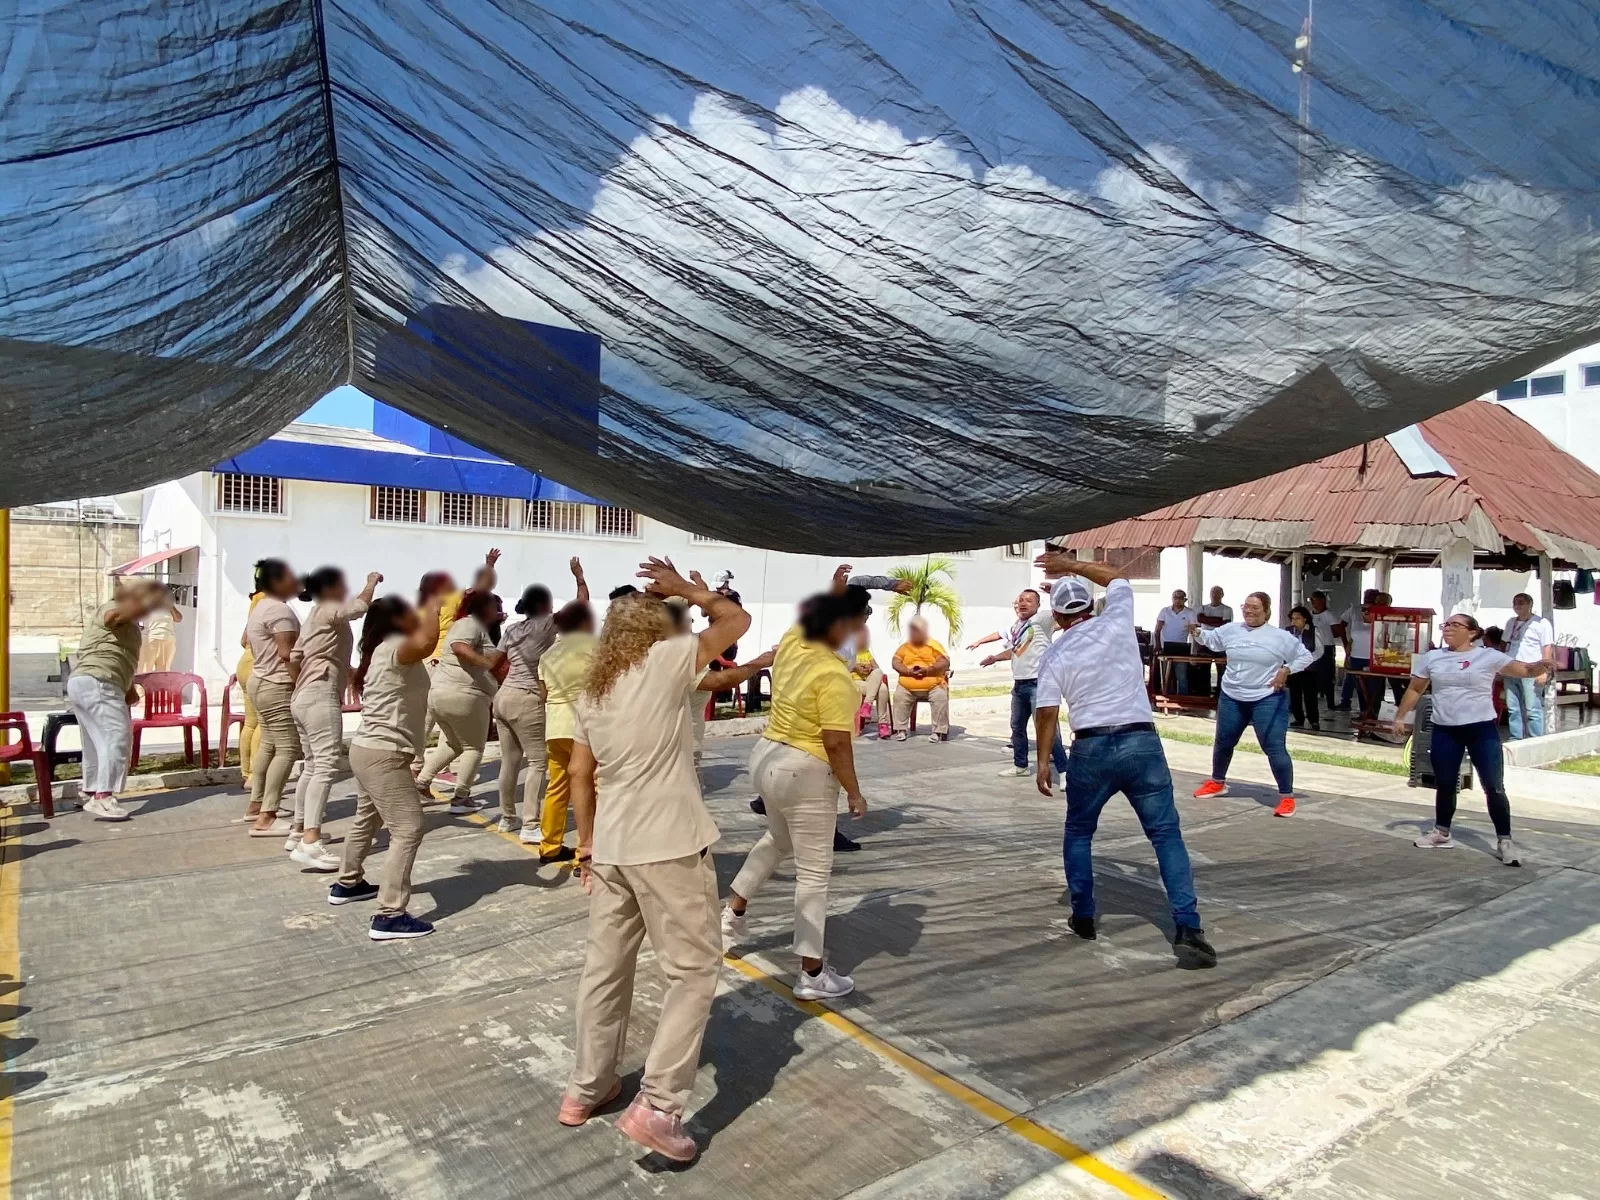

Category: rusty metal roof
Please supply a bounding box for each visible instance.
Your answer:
[1062,402,1600,566]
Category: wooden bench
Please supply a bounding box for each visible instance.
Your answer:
[1552,667,1593,706]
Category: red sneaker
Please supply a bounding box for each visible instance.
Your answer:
[557,1079,621,1127]
[877,722,891,739]
[1192,779,1229,798]
[1273,796,1296,817]
[615,1096,697,1161]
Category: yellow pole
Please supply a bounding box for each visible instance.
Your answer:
[0,509,9,786]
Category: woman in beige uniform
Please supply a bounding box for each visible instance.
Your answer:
[284,566,381,870]
[417,590,506,811]
[247,560,304,837]
[67,579,170,821]
[331,594,442,940]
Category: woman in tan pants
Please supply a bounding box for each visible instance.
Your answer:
[246,560,304,838]
[494,558,587,836]
[417,590,506,812]
[332,593,442,940]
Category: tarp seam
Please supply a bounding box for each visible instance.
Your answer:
[311,0,355,383]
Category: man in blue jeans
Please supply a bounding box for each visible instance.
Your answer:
[970,588,1068,778]
[1030,549,1216,969]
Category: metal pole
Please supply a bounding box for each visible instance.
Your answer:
[0,509,10,785]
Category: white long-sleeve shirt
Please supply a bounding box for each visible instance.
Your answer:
[1190,621,1316,702]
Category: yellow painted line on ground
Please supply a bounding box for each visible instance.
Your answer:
[0,806,22,1200]
[473,809,1164,1199]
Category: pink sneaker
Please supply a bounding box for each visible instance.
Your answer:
[557,1079,621,1127]
[615,1096,697,1162]
[877,722,891,739]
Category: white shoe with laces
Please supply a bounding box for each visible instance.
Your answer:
[497,815,520,834]
[1496,836,1522,867]
[720,906,747,945]
[83,796,130,821]
[1413,826,1456,849]
[792,963,854,1001]
[519,826,541,845]
[289,841,340,872]
[996,765,1030,777]
[284,831,302,852]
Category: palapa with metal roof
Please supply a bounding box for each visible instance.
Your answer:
[1062,402,1600,569]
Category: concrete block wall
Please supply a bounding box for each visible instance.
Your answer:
[6,506,140,642]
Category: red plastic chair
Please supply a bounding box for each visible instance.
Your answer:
[130,672,210,770]
[341,679,363,714]
[0,713,53,819]
[218,674,242,767]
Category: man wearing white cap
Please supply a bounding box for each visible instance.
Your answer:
[1031,549,1216,969]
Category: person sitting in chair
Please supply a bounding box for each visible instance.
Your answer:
[851,627,892,739]
[891,617,950,742]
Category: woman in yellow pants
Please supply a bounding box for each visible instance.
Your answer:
[237,592,263,799]
[535,601,596,865]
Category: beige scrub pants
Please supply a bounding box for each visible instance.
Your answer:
[856,668,889,725]
[567,850,722,1115]
[893,683,949,734]
[417,686,491,799]
[492,682,546,823]
[290,678,344,831]
[730,738,841,960]
[341,745,426,916]
[247,675,302,816]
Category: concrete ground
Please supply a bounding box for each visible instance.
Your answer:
[5,715,1600,1200]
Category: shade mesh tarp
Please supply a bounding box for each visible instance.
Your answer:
[5,0,1600,552]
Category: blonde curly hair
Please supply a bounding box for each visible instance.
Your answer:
[583,592,676,703]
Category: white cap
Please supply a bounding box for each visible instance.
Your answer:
[1049,577,1093,615]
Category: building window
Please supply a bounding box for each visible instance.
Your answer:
[595,505,638,539]
[525,499,586,534]
[1529,372,1566,397]
[1005,543,1030,559]
[945,549,973,559]
[690,532,727,545]
[1496,380,1529,401]
[215,474,283,514]
[1583,364,1600,389]
[438,492,510,529]
[370,486,425,524]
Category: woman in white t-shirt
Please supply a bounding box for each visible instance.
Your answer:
[1392,613,1547,866]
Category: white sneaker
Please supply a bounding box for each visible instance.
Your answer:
[996,765,1030,777]
[792,963,854,1001]
[249,817,294,837]
[519,826,542,845]
[497,816,520,834]
[1496,837,1522,867]
[720,906,747,944]
[284,831,303,852]
[289,841,340,872]
[83,796,130,821]
[1414,826,1456,849]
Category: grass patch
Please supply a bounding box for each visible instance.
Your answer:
[1156,725,1408,777]
[3,750,240,785]
[950,684,1014,699]
[1549,755,1600,776]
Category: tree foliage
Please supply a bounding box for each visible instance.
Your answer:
[885,556,963,640]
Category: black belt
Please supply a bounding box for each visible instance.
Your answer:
[1072,721,1156,740]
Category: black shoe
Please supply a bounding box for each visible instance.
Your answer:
[749,797,767,816]
[369,912,434,941]
[1290,719,1305,729]
[1309,722,1321,731]
[1067,915,1097,940]
[327,879,379,906]
[833,828,861,852]
[1173,925,1218,969]
[539,845,577,865]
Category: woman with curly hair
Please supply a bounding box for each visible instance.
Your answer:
[557,559,748,1163]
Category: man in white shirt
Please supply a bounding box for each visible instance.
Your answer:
[1031,550,1216,969]
[1504,592,1555,739]
[1194,586,1233,698]
[1309,591,1339,708]
[970,588,1069,777]
[1335,588,1381,714]
[1152,589,1197,696]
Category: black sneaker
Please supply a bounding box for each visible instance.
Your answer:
[1068,915,1097,940]
[369,912,434,941]
[539,845,577,865]
[749,797,767,816]
[328,880,379,906]
[1173,925,1218,969]
[833,827,861,852]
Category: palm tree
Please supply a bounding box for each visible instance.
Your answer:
[885,556,963,641]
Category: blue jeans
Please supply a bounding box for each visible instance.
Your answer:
[1339,656,1374,710]
[1063,730,1199,928]
[1013,679,1068,771]
[1429,719,1511,836]
[1503,676,1545,739]
[1213,690,1293,795]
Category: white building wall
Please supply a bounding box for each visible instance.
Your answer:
[147,474,1038,686]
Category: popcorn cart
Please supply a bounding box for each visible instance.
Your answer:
[1366,606,1435,675]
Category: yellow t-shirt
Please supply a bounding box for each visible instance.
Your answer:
[431,591,463,662]
[894,640,948,691]
[538,631,596,742]
[236,591,264,684]
[764,625,862,762]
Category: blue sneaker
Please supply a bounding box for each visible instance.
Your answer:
[327,880,379,906]
[369,913,434,941]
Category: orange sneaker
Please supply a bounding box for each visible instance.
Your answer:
[1273,796,1296,817]
[557,1079,622,1127]
[1192,779,1229,798]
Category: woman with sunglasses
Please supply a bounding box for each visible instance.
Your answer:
[1392,612,1548,866]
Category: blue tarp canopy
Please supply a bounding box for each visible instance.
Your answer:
[3,1,1599,552]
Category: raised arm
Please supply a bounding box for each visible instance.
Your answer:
[396,599,443,665]
[968,631,1002,650]
[569,557,589,605]
[637,557,751,670]
[470,547,501,593]
[1034,549,1126,588]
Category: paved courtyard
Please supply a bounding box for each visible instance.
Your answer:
[4,718,1599,1199]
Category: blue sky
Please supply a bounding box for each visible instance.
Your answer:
[300,385,374,429]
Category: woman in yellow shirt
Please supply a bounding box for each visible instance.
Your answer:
[535,601,597,863]
[720,586,871,1001]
